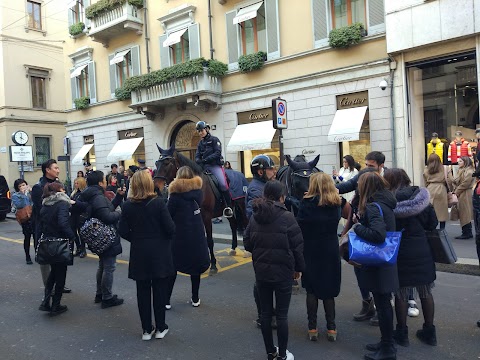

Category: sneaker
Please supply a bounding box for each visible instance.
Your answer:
[165,304,172,310]
[101,295,124,309]
[326,329,337,342]
[191,298,201,307]
[94,294,102,304]
[408,300,420,317]
[278,350,294,360]
[62,286,72,294]
[155,325,169,339]
[142,328,155,341]
[308,329,318,341]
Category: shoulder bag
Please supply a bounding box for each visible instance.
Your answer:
[35,235,72,265]
[16,205,32,224]
[425,229,457,264]
[348,202,402,266]
[79,217,116,255]
[444,166,458,208]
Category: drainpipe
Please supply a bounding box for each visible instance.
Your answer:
[144,0,151,73]
[389,58,397,167]
[208,0,214,59]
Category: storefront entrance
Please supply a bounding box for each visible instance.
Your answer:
[171,120,201,161]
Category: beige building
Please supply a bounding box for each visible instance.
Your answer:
[65,0,392,178]
[0,0,68,187]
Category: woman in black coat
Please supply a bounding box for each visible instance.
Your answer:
[297,172,342,342]
[353,172,398,360]
[384,169,438,347]
[166,166,210,308]
[118,170,175,341]
[70,176,87,257]
[38,182,76,316]
[244,180,305,360]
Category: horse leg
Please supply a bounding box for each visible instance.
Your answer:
[204,216,217,274]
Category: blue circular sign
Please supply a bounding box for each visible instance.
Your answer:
[277,102,285,116]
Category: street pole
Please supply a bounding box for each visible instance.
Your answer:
[279,129,284,166]
[20,161,24,180]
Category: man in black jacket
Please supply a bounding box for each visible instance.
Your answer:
[80,171,125,308]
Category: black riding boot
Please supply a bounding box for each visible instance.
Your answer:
[222,190,233,218]
[39,287,52,312]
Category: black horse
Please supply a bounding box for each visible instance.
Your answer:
[154,144,244,274]
[276,154,321,214]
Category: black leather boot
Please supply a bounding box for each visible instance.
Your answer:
[50,292,68,316]
[364,342,396,360]
[39,288,52,312]
[392,325,409,347]
[222,190,233,218]
[416,324,437,346]
[455,223,473,239]
[354,298,375,321]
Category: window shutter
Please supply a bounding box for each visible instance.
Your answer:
[70,69,78,109]
[367,0,385,35]
[159,34,170,69]
[84,0,91,28]
[188,23,201,60]
[131,45,141,76]
[312,0,329,48]
[68,8,74,27]
[265,0,280,60]
[108,55,117,99]
[225,10,239,71]
[87,61,97,103]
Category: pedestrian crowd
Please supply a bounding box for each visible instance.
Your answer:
[7,143,480,360]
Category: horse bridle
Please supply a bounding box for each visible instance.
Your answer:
[155,153,179,185]
[286,167,319,198]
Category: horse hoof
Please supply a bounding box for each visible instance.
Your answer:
[228,249,237,256]
[209,265,218,274]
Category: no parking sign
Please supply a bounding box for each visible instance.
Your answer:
[272,97,287,129]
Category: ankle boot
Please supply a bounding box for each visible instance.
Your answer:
[392,325,409,347]
[50,292,68,316]
[416,324,437,346]
[354,298,375,321]
[455,223,473,239]
[39,288,52,312]
[364,342,396,360]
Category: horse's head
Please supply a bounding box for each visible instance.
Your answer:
[155,143,178,185]
[285,154,321,199]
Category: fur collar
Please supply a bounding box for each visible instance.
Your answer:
[168,176,203,194]
[393,187,430,218]
[42,192,71,207]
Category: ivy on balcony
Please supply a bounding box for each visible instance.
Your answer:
[74,97,90,110]
[328,23,366,49]
[86,0,144,20]
[238,51,267,73]
[114,58,228,100]
[69,22,85,36]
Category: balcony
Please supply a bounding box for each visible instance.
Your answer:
[88,3,143,46]
[129,68,222,118]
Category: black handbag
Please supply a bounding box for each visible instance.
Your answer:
[35,236,72,265]
[425,229,457,264]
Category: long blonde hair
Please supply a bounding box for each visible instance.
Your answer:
[71,177,87,197]
[357,171,388,216]
[128,170,156,202]
[304,172,341,206]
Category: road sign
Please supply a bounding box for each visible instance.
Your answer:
[272,98,287,129]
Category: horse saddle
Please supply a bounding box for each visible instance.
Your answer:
[203,170,222,202]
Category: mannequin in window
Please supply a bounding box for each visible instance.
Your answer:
[448,131,472,176]
[426,132,445,165]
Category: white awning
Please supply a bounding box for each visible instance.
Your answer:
[70,64,88,78]
[71,144,94,165]
[227,121,276,151]
[233,2,263,24]
[106,138,144,162]
[328,106,368,142]
[109,49,131,65]
[163,28,188,47]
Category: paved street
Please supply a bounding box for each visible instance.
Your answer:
[0,217,479,360]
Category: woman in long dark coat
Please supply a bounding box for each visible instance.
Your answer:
[384,168,438,347]
[118,170,176,341]
[166,166,210,308]
[297,172,342,342]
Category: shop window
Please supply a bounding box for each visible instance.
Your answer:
[109,46,140,98]
[31,76,46,109]
[27,0,42,30]
[330,0,365,29]
[35,136,51,167]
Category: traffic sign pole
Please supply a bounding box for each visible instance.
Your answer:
[272,97,288,166]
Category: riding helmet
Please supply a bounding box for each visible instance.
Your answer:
[196,121,210,131]
[250,155,275,176]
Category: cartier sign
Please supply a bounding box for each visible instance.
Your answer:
[238,108,271,125]
[336,91,368,109]
[83,136,94,144]
[118,127,144,140]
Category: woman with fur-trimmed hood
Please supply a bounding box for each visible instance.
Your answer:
[166,166,210,308]
[384,168,439,348]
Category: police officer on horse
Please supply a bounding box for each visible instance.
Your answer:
[195,121,233,218]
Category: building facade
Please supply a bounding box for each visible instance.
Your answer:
[0,0,68,187]
[65,0,394,178]
[386,0,480,184]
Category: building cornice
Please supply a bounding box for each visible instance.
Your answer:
[0,117,67,125]
[0,106,66,114]
[65,111,142,130]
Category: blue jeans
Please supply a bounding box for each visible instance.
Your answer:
[205,165,228,191]
[256,280,292,358]
[96,255,116,300]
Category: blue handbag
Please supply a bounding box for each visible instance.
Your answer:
[348,203,402,266]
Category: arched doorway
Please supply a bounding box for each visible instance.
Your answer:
[170,120,200,160]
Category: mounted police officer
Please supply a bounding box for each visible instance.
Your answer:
[195,121,233,218]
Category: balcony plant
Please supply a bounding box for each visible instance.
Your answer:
[114,58,228,100]
[69,22,85,36]
[328,23,366,49]
[86,0,144,20]
[238,51,267,73]
[74,96,90,110]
